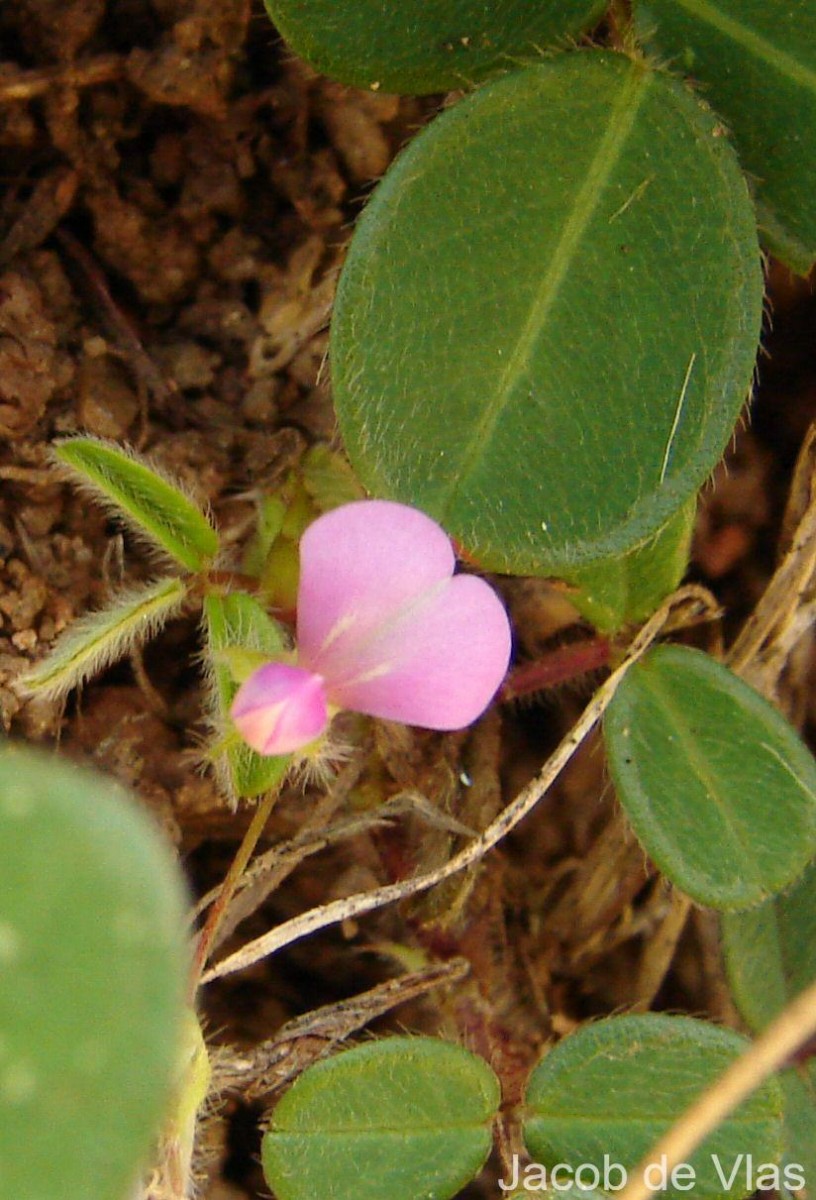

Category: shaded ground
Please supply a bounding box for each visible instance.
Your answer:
[1,3,815,1196]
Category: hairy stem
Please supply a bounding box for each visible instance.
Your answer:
[500,636,610,701]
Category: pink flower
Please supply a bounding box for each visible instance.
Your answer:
[231,500,512,757]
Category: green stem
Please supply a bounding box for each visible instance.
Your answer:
[188,787,279,999]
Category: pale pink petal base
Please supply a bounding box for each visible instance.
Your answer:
[231,663,328,756]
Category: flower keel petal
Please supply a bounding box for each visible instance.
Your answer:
[231,663,328,756]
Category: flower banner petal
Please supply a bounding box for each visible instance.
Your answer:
[297,500,455,674]
[327,573,511,730]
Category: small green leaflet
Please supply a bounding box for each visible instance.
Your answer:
[0,747,188,1200]
[263,0,605,94]
[523,1015,783,1200]
[604,644,816,908]
[54,438,219,572]
[722,861,816,1031]
[262,1037,500,1200]
[778,1066,816,1192]
[333,52,762,575]
[21,576,187,700]
[722,864,816,1186]
[635,0,816,273]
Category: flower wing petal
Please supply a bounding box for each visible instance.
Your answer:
[231,663,328,756]
[327,574,511,730]
[297,500,455,675]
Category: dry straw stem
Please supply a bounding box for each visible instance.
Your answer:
[0,55,122,101]
[617,973,816,1200]
[631,889,694,1012]
[194,795,466,957]
[218,958,471,1100]
[728,420,816,687]
[201,584,716,983]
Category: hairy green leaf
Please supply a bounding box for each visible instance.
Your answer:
[54,437,219,572]
[779,1066,816,1192]
[636,0,816,273]
[262,1037,500,1200]
[263,0,605,94]
[605,645,816,908]
[0,747,188,1200]
[524,1015,783,1200]
[722,861,816,1030]
[333,52,763,575]
[20,576,187,700]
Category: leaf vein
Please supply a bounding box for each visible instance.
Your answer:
[439,63,650,518]
[672,0,816,92]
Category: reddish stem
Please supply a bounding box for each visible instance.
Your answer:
[500,636,611,702]
[206,569,262,593]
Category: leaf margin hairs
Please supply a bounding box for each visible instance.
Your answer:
[52,436,220,573]
[19,575,189,701]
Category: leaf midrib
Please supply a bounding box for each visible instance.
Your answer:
[636,670,764,887]
[272,1120,492,1136]
[439,61,649,522]
[670,0,816,92]
[526,1110,769,1127]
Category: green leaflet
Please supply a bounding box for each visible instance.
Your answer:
[333,52,763,575]
[263,0,605,94]
[262,1038,500,1200]
[54,438,219,572]
[523,1015,783,1200]
[0,747,188,1200]
[722,861,816,1031]
[778,1066,816,1192]
[722,864,816,1186]
[604,645,816,909]
[203,592,291,800]
[635,0,816,273]
[21,576,188,700]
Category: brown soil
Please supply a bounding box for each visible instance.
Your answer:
[2,3,815,1197]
